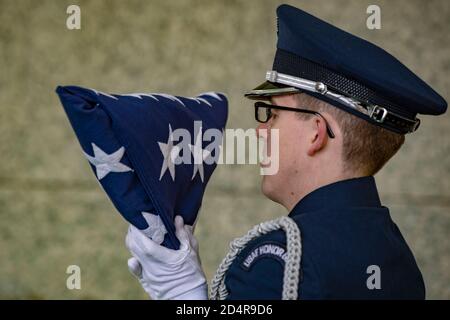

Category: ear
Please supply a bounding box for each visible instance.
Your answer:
[307,117,328,156]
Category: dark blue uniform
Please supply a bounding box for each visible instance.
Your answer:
[224,177,425,299]
[233,4,445,300]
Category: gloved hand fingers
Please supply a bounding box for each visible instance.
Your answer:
[127,224,189,264]
[189,218,197,234]
[185,224,194,234]
[174,216,199,252]
[127,256,143,279]
[184,225,199,251]
[128,256,160,300]
[174,216,191,249]
[127,225,173,260]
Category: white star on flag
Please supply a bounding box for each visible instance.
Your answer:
[199,91,225,101]
[187,92,224,107]
[140,212,167,244]
[189,129,211,182]
[158,125,181,181]
[199,92,225,101]
[121,93,160,101]
[83,143,133,180]
[195,97,213,107]
[158,93,186,107]
[90,88,118,100]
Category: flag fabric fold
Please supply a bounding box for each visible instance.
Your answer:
[56,85,228,249]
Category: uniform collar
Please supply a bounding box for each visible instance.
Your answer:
[289,176,381,217]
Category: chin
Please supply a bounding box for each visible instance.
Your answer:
[261,175,280,203]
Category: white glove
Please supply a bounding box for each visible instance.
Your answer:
[125,215,208,300]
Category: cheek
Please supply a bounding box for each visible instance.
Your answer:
[278,126,300,166]
[260,122,303,199]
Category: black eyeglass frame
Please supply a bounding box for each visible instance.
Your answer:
[254,101,335,139]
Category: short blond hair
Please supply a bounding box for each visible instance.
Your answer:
[294,93,405,175]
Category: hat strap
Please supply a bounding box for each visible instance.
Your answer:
[266,70,420,134]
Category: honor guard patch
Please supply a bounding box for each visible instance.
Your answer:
[241,242,287,271]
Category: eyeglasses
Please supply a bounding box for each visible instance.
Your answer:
[254,101,335,139]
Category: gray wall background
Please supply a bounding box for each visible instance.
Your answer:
[0,0,448,299]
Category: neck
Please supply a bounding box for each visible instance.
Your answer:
[281,169,365,212]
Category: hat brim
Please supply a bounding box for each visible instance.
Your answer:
[244,81,300,100]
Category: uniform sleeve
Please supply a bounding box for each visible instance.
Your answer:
[223,230,323,300]
[224,240,285,300]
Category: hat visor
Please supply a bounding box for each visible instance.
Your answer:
[244,81,300,100]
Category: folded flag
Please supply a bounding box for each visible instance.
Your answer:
[56,86,228,249]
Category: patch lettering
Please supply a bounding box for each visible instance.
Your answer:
[241,242,287,271]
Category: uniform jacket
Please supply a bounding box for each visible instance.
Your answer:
[224,176,425,299]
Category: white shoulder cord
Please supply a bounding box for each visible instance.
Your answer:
[210,216,302,300]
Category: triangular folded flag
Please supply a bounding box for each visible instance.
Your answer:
[56,86,228,249]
